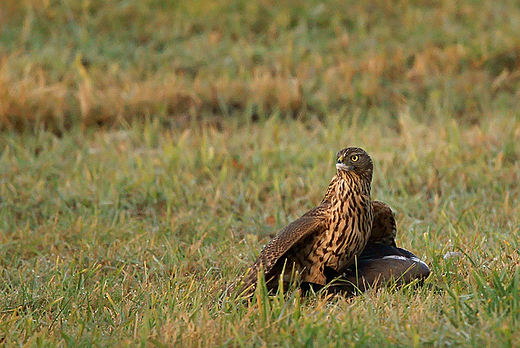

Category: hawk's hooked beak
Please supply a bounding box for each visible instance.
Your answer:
[336,156,353,172]
[336,162,353,171]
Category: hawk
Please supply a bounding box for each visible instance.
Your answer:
[230,147,374,298]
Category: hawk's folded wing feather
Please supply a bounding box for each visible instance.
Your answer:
[234,204,329,297]
[369,200,397,246]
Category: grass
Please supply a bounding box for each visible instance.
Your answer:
[1,0,520,346]
[1,113,519,346]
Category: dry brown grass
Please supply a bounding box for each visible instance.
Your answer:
[1,0,519,131]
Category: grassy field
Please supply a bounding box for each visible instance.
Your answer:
[1,115,519,346]
[1,0,520,347]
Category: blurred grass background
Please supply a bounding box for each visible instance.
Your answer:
[1,0,520,347]
[1,0,519,130]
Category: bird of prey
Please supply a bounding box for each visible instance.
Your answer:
[326,201,431,294]
[231,147,374,298]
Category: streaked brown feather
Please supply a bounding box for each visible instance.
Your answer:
[369,200,397,246]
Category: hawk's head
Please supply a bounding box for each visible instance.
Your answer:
[336,147,373,181]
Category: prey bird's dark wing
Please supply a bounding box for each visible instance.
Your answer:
[234,204,329,297]
[336,244,430,293]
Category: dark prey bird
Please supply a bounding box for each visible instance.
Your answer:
[231,147,374,298]
[324,201,431,294]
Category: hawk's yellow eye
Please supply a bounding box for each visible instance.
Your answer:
[350,155,359,162]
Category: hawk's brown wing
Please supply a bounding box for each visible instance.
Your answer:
[369,200,397,246]
[235,204,329,297]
